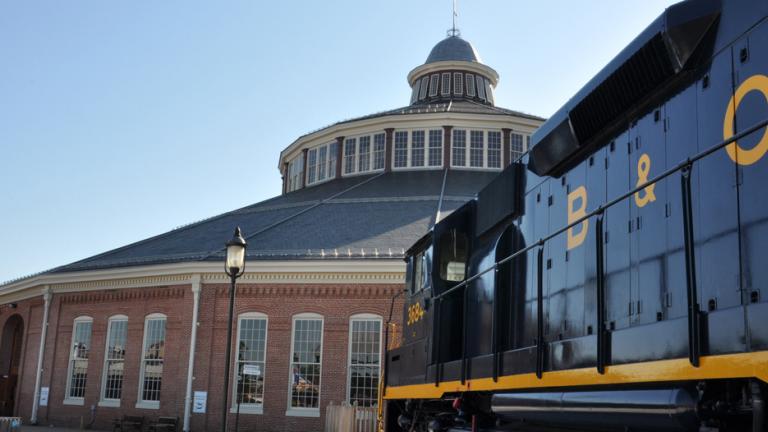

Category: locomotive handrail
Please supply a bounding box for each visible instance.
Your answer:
[431,117,768,303]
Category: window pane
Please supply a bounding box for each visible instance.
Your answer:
[318,146,327,181]
[68,320,92,399]
[410,79,420,104]
[511,133,524,162]
[328,142,338,179]
[465,74,476,97]
[140,318,166,402]
[453,72,463,95]
[236,318,267,406]
[441,73,451,96]
[428,130,442,167]
[476,75,486,100]
[290,318,323,409]
[394,132,408,168]
[428,74,439,97]
[373,134,386,170]
[452,129,466,167]
[470,131,484,167]
[102,319,127,401]
[344,138,357,174]
[348,319,381,407]
[411,131,425,167]
[488,131,501,168]
[418,78,428,100]
[307,149,317,184]
[359,136,371,172]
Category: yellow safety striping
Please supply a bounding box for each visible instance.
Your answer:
[384,351,768,400]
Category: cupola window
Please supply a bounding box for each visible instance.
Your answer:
[428,74,439,97]
[452,129,504,170]
[306,142,337,186]
[488,131,502,168]
[428,130,443,167]
[373,133,386,170]
[465,74,476,97]
[411,131,425,167]
[511,133,524,162]
[419,79,429,100]
[476,75,486,101]
[358,136,371,172]
[441,73,451,96]
[453,72,463,95]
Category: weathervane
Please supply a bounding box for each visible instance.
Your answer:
[448,0,461,37]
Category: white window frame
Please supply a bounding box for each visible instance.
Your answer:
[428,74,439,97]
[451,129,504,171]
[286,313,324,417]
[341,133,386,177]
[391,129,444,171]
[346,314,383,407]
[306,142,337,186]
[453,72,464,95]
[465,73,476,97]
[510,132,525,163]
[136,313,166,410]
[99,314,128,408]
[440,73,451,96]
[231,312,268,415]
[487,131,502,169]
[64,315,93,406]
[428,129,443,167]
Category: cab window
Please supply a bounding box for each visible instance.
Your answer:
[438,229,468,282]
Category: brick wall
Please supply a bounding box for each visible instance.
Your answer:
[4,281,405,432]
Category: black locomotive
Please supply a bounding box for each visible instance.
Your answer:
[381,0,768,430]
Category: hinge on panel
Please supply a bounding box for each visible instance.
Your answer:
[665,203,671,218]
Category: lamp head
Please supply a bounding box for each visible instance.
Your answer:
[225,227,247,277]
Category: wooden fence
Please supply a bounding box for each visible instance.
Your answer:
[325,402,377,432]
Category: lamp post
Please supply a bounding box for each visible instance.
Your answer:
[223,227,246,432]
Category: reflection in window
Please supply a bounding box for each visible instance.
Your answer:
[102,317,127,401]
[511,133,524,162]
[394,132,408,168]
[428,130,442,167]
[411,131,425,167]
[470,130,484,167]
[373,134,386,170]
[344,138,357,174]
[428,74,439,97]
[307,149,317,184]
[290,317,323,409]
[439,229,468,282]
[235,315,267,408]
[348,318,382,407]
[67,317,93,399]
[452,129,467,167]
[139,315,166,403]
[488,131,501,168]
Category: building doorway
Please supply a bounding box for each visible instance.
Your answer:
[0,315,24,416]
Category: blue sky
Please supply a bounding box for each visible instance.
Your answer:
[0,0,678,283]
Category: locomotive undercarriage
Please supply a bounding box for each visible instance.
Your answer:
[390,380,766,432]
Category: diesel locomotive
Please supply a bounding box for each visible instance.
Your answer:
[379,0,768,430]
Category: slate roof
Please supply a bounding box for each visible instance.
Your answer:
[425,36,481,64]
[49,170,499,273]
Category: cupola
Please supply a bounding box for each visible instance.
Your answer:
[408,29,500,106]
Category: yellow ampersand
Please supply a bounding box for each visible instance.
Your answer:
[634,153,656,208]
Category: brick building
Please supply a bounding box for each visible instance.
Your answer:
[0,32,543,431]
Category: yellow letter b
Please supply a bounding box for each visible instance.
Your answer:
[567,186,588,250]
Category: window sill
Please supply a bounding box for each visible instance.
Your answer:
[63,398,84,406]
[285,408,320,418]
[98,400,120,408]
[135,401,160,410]
[230,404,263,415]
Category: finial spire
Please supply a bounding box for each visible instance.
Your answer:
[448,0,460,37]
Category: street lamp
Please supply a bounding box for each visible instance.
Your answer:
[222,227,246,432]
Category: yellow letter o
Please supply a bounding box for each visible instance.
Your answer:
[723,74,768,166]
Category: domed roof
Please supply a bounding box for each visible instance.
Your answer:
[425,35,481,64]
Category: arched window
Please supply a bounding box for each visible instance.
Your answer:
[100,314,128,406]
[64,316,93,404]
[287,313,323,416]
[232,312,268,414]
[137,313,166,409]
[347,314,383,407]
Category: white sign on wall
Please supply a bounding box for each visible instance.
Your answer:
[193,391,207,413]
[40,387,49,406]
[242,364,261,376]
